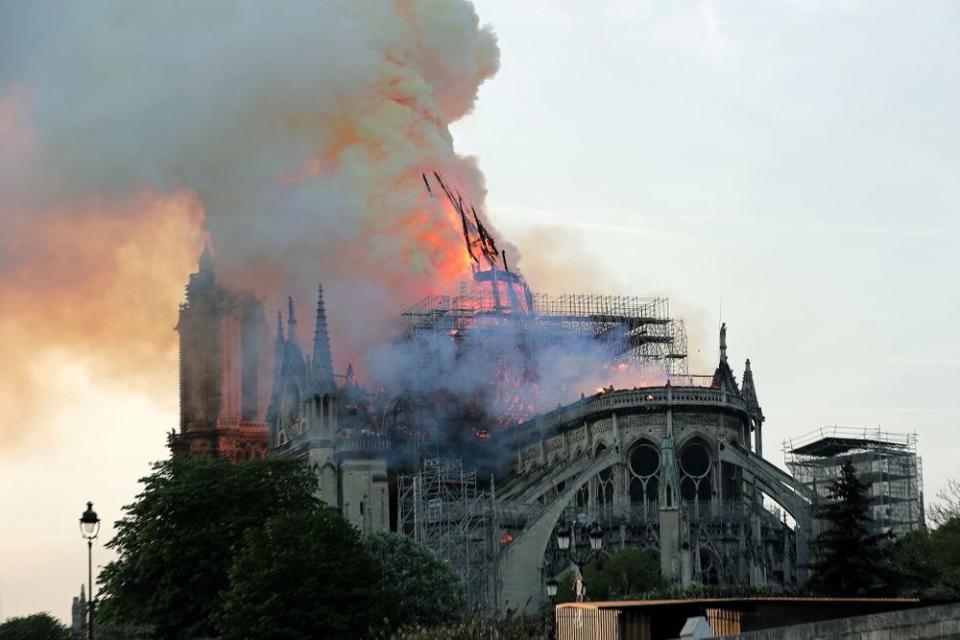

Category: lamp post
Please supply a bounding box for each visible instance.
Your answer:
[79,502,100,640]
[550,519,603,602]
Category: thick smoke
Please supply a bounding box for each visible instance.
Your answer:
[367,320,673,426]
[0,1,500,448]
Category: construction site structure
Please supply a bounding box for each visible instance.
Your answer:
[396,457,498,611]
[400,291,687,375]
[784,426,924,539]
[398,288,690,430]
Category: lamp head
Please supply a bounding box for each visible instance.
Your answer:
[589,523,603,551]
[80,501,100,540]
[546,578,559,597]
[557,523,571,551]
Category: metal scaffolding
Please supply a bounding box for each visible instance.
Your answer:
[396,457,497,610]
[784,426,924,539]
[399,291,687,375]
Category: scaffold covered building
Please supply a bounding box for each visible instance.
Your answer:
[170,173,926,614]
[784,427,924,540]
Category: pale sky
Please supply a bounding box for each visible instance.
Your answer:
[454,0,959,507]
[2,1,959,623]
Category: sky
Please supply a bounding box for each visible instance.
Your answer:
[2,0,960,623]
[453,0,959,505]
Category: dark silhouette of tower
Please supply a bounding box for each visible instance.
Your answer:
[170,246,270,460]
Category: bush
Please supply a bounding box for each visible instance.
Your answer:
[219,510,387,639]
[0,613,69,640]
[367,532,465,628]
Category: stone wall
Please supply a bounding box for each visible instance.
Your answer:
[719,602,960,640]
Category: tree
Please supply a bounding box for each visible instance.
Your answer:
[0,613,68,640]
[556,548,664,602]
[889,516,960,599]
[809,460,892,595]
[366,532,465,629]
[218,510,386,640]
[97,456,321,639]
[929,478,960,527]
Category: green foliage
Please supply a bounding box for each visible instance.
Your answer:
[0,613,68,640]
[96,456,321,639]
[92,621,155,640]
[219,510,386,640]
[809,461,892,595]
[888,517,960,599]
[556,548,665,602]
[367,532,465,628]
[928,478,960,527]
[385,610,548,640]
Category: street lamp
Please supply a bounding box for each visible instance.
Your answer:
[79,502,100,640]
[546,578,559,598]
[550,518,603,602]
[557,523,571,551]
[589,523,603,551]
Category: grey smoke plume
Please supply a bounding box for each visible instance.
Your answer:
[367,321,672,426]
[0,1,500,447]
[1,1,500,363]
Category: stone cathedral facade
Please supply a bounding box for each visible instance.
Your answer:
[170,251,389,534]
[495,325,814,609]
[171,249,816,610]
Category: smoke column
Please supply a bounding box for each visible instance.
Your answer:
[0,1,502,448]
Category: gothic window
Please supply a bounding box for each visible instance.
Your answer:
[596,466,614,508]
[626,440,660,519]
[630,442,660,477]
[699,548,722,586]
[575,483,589,509]
[680,440,711,477]
[679,438,714,515]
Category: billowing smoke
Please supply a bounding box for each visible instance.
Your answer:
[368,319,673,429]
[0,1,502,448]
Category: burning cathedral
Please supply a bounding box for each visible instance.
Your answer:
[169,174,919,612]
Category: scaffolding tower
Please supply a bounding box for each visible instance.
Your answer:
[784,426,924,539]
[396,457,497,610]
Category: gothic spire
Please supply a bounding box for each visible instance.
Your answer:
[287,296,298,344]
[199,242,214,274]
[311,283,335,394]
[741,358,762,417]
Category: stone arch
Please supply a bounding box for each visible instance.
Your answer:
[498,448,620,611]
[698,547,722,586]
[717,443,815,583]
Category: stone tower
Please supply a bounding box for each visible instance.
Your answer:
[170,247,270,461]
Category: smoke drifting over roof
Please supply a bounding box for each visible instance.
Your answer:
[0,1,501,448]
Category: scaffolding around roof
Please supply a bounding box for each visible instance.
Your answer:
[399,290,688,375]
[783,426,925,539]
[396,457,498,611]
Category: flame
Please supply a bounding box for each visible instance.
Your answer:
[386,194,474,290]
